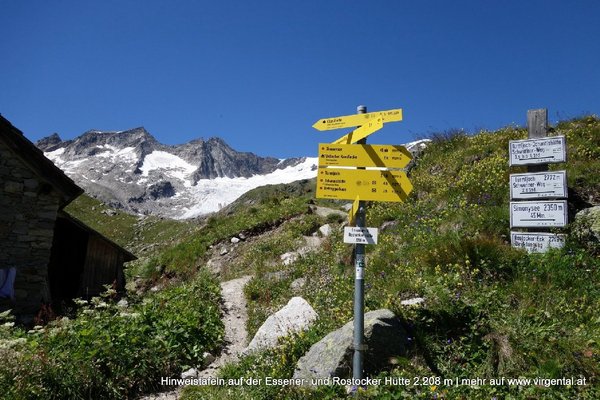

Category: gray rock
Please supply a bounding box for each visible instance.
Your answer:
[202,352,216,368]
[219,247,228,256]
[380,221,399,232]
[319,224,332,237]
[293,309,407,382]
[290,277,306,291]
[280,251,299,265]
[238,232,247,240]
[244,297,317,354]
[231,237,241,244]
[400,297,425,306]
[181,367,198,379]
[574,206,600,242]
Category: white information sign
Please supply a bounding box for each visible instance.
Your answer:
[510,171,567,199]
[511,231,566,253]
[344,227,379,245]
[510,200,568,228]
[509,136,566,166]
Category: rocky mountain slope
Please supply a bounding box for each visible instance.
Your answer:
[37,128,429,219]
[36,128,317,218]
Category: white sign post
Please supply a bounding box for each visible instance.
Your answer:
[510,200,568,228]
[509,110,568,252]
[510,171,568,199]
[509,136,566,166]
[343,227,379,245]
[510,232,566,253]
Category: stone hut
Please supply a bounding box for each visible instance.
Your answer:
[0,115,135,321]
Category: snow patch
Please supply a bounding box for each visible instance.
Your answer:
[140,151,196,183]
[177,157,318,219]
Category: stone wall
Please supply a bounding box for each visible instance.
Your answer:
[0,140,61,318]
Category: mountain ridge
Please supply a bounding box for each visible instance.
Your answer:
[37,127,315,218]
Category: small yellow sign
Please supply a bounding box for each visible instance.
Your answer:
[332,118,383,144]
[312,109,403,131]
[319,143,412,169]
[316,168,413,202]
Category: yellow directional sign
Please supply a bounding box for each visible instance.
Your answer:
[312,108,403,131]
[333,118,383,144]
[316,168,413,202]
[319,143,412,168]
[348,195,360,225]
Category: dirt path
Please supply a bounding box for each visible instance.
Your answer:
[198,275,252,378]
[139,275,252,399]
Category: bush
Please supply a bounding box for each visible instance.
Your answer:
[0,270,223,400]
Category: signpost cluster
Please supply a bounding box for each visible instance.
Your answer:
[313,106,413,383]
[509,109,568,253]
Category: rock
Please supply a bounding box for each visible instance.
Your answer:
[293,309,408,382]
[380,221,399,232]
[280,251,299,266]
[400,297,425,306]
[202,352,216,368]
[290,277,306,292]
[117,299,129,308]
[266,270,289,281]
[219,247,228,256]
[244,297,318,354]
[319,224,332,237]
[573,206,600,242]
[231,237,241,244]
[238,232,247,240]
[206,258,222,274]
[181,367,198,379]
[342,203,353,212]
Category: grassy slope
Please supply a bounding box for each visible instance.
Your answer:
[184,116,600,400]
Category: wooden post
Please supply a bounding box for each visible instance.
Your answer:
[527,109,548,173]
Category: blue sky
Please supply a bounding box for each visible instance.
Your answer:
[1,1,599,158]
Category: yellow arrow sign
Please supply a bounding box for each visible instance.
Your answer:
[318,143,412,168]
[332,118,383,144]
[316,168,413,202]
[312,108,403,131]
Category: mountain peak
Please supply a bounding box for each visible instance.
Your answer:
[36,133,64,152]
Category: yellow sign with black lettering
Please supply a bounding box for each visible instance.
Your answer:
[319,143,412,168]
[316,168,413,202]
[312,108,402,131]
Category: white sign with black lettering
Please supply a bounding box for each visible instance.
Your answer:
[511,231,566,253]
[510,171,567,199]
[510,200,568,228]
[344,227,378,245]
[509,136,566,166]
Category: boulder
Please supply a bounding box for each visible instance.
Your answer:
[244,297,317,354]
[573,206,600,242]
[293,309,407,382]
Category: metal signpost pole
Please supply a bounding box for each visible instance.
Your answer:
[353,105,367,383]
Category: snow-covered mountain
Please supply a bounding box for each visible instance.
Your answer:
[37,128,429,219]
[37,128,317,218]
